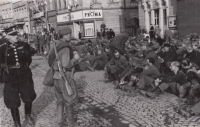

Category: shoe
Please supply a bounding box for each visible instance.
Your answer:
[11,109,21,127]
[114,81,120,89]
[105,78,114,83]
[24,114,34,125]
[139,90,147,96]
[88,66,94,71]
[146,88,161,98]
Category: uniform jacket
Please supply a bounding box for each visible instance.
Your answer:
[185,50,200,66]
[162,70,187,85]
[0,41,32,83]
[39,34,46,44]
[158,49,178,63]
[138,65,161,78]
[93,52,109,66]
[106,55,131,79]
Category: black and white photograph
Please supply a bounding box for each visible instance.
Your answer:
[0,0,200,127]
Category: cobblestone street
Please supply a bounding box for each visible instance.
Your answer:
[0,56,200,127]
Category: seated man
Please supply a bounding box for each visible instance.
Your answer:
[135,58,161,90]
[88,48,109,71]
[105,49,131,89]
[147,61,189,98]
[120,58,161,92]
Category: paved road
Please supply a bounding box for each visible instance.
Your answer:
[0,56,200,127]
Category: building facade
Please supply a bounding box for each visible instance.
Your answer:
[12,0,31,33]
[177,0,200,38]
[29,0,57,33]
[138,0,177,38]
[0,2,13,30]
[56,0,138,38]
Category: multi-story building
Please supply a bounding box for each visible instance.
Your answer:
[56,0,138,38]
[12,0,32,33]
[0,1,13,30]
[29,0,57,33]
[138,0,177,38]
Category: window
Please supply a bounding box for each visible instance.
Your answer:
[93,0,100,3]
[163,9,167,25]
[49,0,54,10]
[154,9,159,26]
[110,0,119,2]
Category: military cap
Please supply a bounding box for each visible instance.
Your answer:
[58,27,72,36]
[141,61,149,66]
[163,43,170,47]
[4,25,19,36]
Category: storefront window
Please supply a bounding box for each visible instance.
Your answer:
[84,23,94,37]
[154,9,159,26]
[164,9,167,25]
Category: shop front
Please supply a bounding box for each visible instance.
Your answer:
[31,12,46,33]
[57,9,103,39]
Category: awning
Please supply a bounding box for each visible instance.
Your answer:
[15,22,25,25]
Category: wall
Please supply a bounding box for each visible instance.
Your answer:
[177,0,200,38]
[138,0,145,29]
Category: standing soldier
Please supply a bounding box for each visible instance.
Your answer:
[48,27,80,127]
[0,25,36,127]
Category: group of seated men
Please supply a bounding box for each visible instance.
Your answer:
[73,33,200,118]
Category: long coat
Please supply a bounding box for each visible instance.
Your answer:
[0,41,36,109]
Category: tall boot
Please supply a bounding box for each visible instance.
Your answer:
[11,108,21,127]
[66,105,75,127]
[114,80,120,89]
[146,87,161,98]
[24,102,34,125]
[57,104,64,125]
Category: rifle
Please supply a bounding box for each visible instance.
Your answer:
[52,37,74,96]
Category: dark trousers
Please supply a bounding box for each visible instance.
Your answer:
[92,60,105,70]
[39,44,45,53]
[106,65,123,81]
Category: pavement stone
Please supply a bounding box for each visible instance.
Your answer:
[0,56,200,127]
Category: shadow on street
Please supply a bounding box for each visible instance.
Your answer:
[22,86,55,127]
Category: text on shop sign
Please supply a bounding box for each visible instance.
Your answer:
[83,10,102,18]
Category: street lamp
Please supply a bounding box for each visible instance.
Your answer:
[43,0,48,31]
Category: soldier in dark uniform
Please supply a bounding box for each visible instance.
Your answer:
[0,25,36,127]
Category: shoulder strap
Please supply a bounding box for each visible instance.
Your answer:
[4,42,8,64]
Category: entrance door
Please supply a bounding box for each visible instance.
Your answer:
[155,9,159,26]
[73,22,80,39]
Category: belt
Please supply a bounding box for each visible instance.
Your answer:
[8,63,27,69]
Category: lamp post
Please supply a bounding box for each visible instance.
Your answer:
[43,0,48,31]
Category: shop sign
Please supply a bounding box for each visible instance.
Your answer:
[71,11,83,21]
[168,16,177,29]
[32,12,44,19]
[57,13,70,23]
[83,10,103,19]
[16,19,24,22]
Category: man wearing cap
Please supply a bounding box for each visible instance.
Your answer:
[88,48,109,71]
[184,44,200,66]
[105,49,131,89]
[147,61,189,98]
[0,25,36,127]
[158,43,178,74]
[48,27,79,127]
[135,58,161,90]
